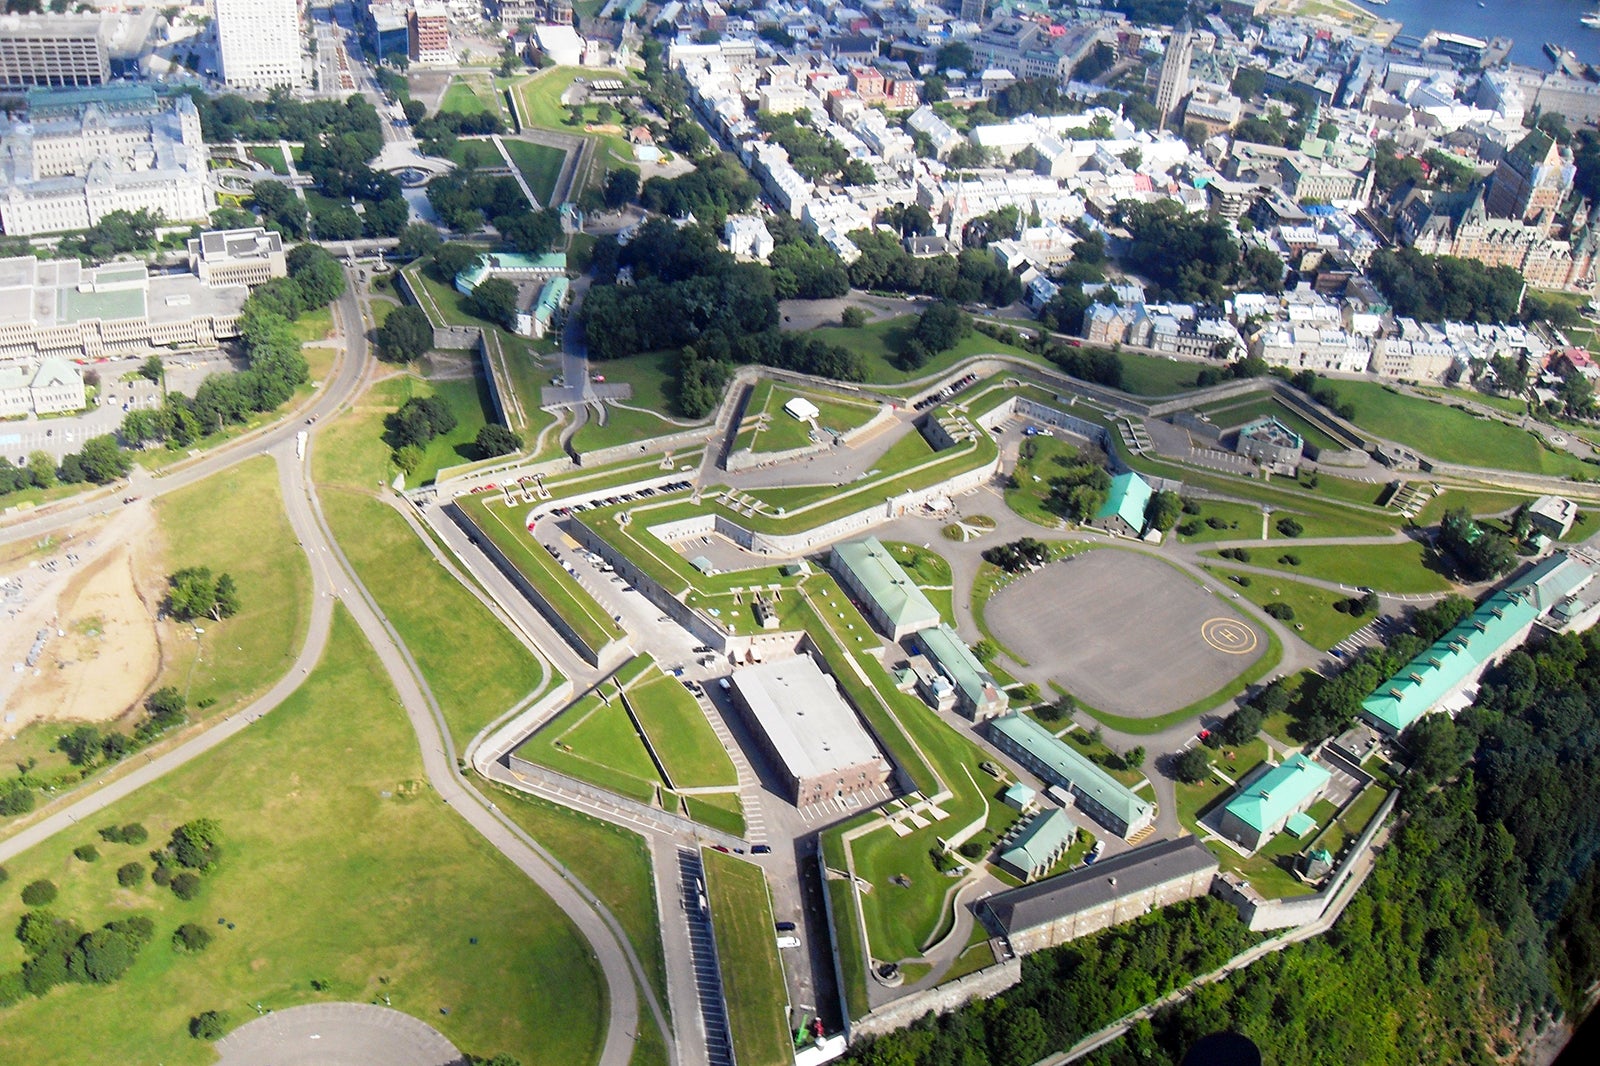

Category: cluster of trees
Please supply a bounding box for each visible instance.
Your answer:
[1048,343,1126,390]
[123,245,341,450]
[427,167,562,251]
[1045,460,1112,523]
[1232,105,1306,151]
[845,897,1256,1066]
[413,108,504,158]
[846,229,1023,306]
[189,89,380,147]
[386,395,457,473]
[1145,490,1183,533]
[1368,247,1525,323]
[639,153,760,226]
[42,690,187,801]
[377,305,435,364]
[1437,506,1518,581]
[0,911,156,1005]
[57,209,163,261]
[899,302,973,370]
[1093,626,1600,1066]
[1283,368,1356,422]
[756,112,875,185]
[166,567,241,623]
[1114,199,1284,302]
[982,537,1051,573]
[1194,356,1268,388]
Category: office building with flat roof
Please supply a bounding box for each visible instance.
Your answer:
[216,0,302,90]
[0,13,107,89]
[980,836,1218,954]
[987,713,1155,840]
[830,536,941,640]
[186,228,286,288]
[409,1,451,66]
[726,653,891,808]
[0,256,248,361]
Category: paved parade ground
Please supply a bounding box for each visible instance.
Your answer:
[214,1003,463,1066]
[986,548,1266,717]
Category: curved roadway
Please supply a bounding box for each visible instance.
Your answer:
[0,276,666,1066]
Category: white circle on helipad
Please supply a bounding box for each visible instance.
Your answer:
[213,1003,464,1066]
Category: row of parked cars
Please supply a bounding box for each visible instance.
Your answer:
[541,480,694,520]
[912,372,979,411]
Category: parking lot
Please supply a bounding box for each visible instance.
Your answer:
[986,549,1267,718]
[676,847,735,1066]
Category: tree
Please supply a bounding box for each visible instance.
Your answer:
[387,396,457,448]
[73,845,99,863]
[170,872,202,900]
[167,568,241,622]
[138,355,165,386]
[429,242,483,284]
[393,444,423,475]
[1275,516,1304,537]
[910,301,972,356]
[1125,745,1146,770]
[172,923,214,953]
[396,222,442,261]
[1438,507,1516,581]
[20,879,57,906]
[168,818,224,870]
[603,167,640,209]
[1220,702,1265,744]
[467,277,518,330]
[840,306,867,328]
[1174,747,1211,784]
[190,1011,230,1040]
[68,926,140,984]
[117,862,145,887]
[377,305,433,363]
[58,724,101,766]
[74,436,130,484]
[1145,490,1182,533]
[475,424,523,459]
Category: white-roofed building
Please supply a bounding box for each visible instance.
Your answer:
[723,214,774,261]
[726,652,891,808]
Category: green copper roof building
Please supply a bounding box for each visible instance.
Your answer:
[1359,552,1593,735]
[1091,471,1152,537]
[830,536,941,639]
[986,713,1154,839]
[1219,754,1331,853]
[998,808,1076,882]
[914,623,1008,720]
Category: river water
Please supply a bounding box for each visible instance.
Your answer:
[1357,0,1600,65]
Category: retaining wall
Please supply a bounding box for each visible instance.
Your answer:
[446,501,617,666]
[504,753,745,846]
[849,959,1023,1040]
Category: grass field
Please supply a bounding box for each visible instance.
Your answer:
[588,350,680,417]
[702,851,791,1066]
[738,380,882,455]
[457,492,624,656]
[0,610,605,1066]
[246,145,288,174]
[502,139,567,206]
[529,689,663,804]
[152,456,311,716]
[808,316,1035,385]
[1203,539,1453,594]
[1005,434,1078,527]
[440,74,509,121]
[1116,352,1208,397]
[489,785,668,1017]
[573,401,681,453]
[1201,565,1371,651]
[627,673,737,788]
[1319,379,1595,477]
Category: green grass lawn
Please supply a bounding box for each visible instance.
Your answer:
[879,541,952,586]
[291,305,333,344]
[1005,434,1078,527]
[573,401,681,454]
[739,381,881,455]
[1175,499,1268,543]
[588,350,680,417]
[1204,540,1453,594]
[849,821,962,962]
[246,145,288,174]
[0,609,605,1066]
[488,785,668,1017]
[702,850,791,1066]
[1319,379,1595,477]
[152,456,311,717]
[627,673,737,788]
[440,74,508,120]
[808,315,1036,385]
[1201,565,1371,651]
[457,493,624,655]
[528,689,663,804]
[1116,352,1208,397]
[406,374,496,485]
[502,139,568,206]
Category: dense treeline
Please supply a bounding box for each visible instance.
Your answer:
[845,229,1023,306]
[845,898,1255,1066]
[1368,247,1525,323]
[640,153,760,227]
[579,219,864,416]
[121,245,343,448]
[1114,199,1284,302]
